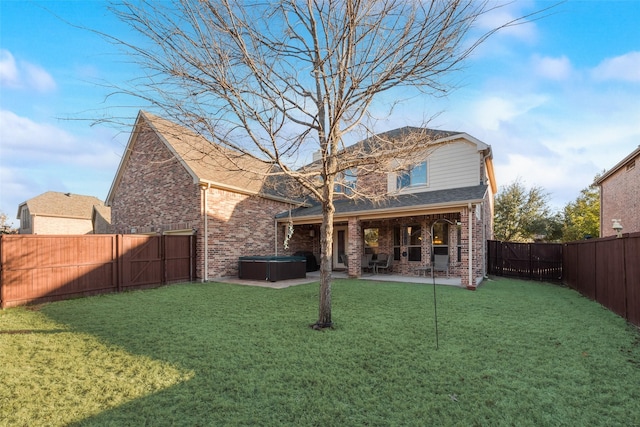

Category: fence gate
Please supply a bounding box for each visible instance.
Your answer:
[120,235,164,289]
[487,240,563,281]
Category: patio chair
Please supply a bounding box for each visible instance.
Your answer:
[339,254,348,269]
[433,254,449,278]
[361,254,374,273]
[375,253,392,274]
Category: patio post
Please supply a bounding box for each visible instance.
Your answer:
[347,217,362,278]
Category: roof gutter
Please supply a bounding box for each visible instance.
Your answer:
[596,145,640,184]
[277,197,487,224]
[198,179,310,207]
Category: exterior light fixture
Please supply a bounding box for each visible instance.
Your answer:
[612,219,623,238]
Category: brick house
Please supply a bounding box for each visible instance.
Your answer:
[596,146,640,237]
[108,111,496,287]
[106,111,302,281]
[16,191,110,235]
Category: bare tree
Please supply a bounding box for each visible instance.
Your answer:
[107,0,542,329]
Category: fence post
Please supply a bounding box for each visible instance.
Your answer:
[161,235,167,285]
[116,234,123,292]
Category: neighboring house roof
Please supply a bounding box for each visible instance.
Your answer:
[596,145,640,184]
[279,184,488,222]
[16,191,108,220]
[106,111,303,205]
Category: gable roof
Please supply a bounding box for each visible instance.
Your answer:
[106,111,303,205]
[17,191,107,220]
[278,184,488,222]
[596,145,640,184]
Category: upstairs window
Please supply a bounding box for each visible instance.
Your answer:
[397,161,427,189]
[21,207,30,229]
[335,169,357,195]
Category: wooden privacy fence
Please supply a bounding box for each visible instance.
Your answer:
[0,234,196,308]
[563,232,640,327]
[487,240,563,282]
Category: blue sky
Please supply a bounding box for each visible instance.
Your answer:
[1,1,639,226]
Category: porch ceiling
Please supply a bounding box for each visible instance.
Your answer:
[276,184,487,223]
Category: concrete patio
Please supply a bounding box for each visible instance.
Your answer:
[214,270,463,289]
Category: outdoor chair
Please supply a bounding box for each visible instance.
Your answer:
[361,254,374,273]
[433,254,449,278]
[339,254,348,269]
[375,253,392,274]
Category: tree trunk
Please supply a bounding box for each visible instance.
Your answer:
[314,198,335,329]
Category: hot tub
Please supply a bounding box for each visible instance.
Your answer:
[238,256,307,282]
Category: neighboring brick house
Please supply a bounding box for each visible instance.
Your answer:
[16,191,110,235]
[108,111,496,288]
[596,146,640,237]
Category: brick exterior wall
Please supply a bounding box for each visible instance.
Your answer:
[110,121,202,235]
[600,152,640,237]
[459,204,486,288]
[110,120,297,280]
[203,188,291,278]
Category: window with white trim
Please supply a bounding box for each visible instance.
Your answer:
[397,161,427,189]
[335,169,357,195]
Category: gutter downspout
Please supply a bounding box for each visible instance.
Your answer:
[468,203,474,290]
[481,201,487,279]
[274,219,279,256]
[201,183,210,282]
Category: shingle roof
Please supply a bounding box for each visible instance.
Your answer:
[596,145,640,184]
[18,191,107,219]
[277,184,488,220]
[141,112,271,192]
[136,111,304,202]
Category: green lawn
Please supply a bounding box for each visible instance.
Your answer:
[1,277,639,426]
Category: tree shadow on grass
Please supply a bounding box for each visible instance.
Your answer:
[39,281,474,426]
[41,282,386,426]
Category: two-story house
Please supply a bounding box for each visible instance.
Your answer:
[108,111,496,288]
[277,128,496,289]
[596,146,640,237]
[16,191,111,235]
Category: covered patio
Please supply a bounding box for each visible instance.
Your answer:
[276,187,490,289]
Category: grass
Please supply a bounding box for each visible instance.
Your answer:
[1,277,639,426]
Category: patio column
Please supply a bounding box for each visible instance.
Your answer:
[347,217,362,278]
[461,206,471,289]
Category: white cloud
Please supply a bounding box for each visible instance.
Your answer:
[0,110,77,155]
[495,153,598,210]
[0,49,56,92]
[470,94,547,131]
[592,51,640,83]
[475,1,539,43]
[0,110,123,216]
[0,49,19,88]
[532,55,572,81]
[24,62,57,92]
